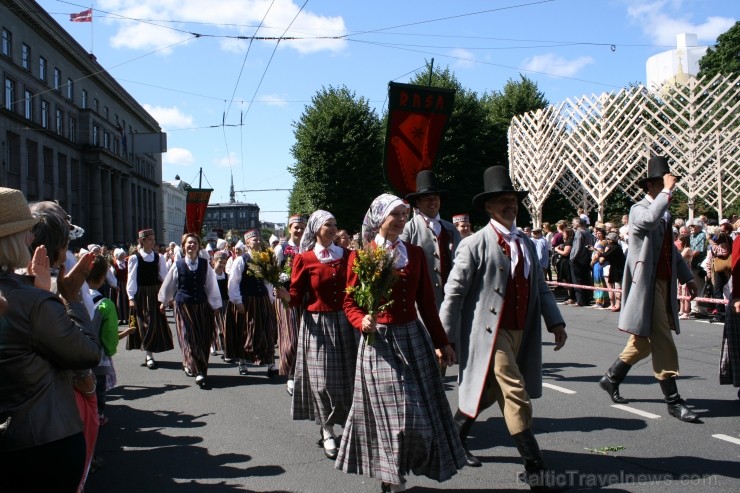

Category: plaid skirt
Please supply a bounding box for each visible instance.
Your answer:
[126,284,174,353]
[292,310,359,425]
[720,307,740,386]
[175,302,215,376]
[224,296,277,364]
[335,320,466,486]
[275,301,302,376]
[212,304,227,352]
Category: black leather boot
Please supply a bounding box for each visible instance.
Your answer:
[659,377,700,423]
[599,359,631,404]
[512,429,568,492]
[453,410,482,467]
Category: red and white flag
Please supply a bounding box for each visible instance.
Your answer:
[70,8,93,22]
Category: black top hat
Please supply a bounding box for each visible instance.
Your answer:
[405,170,449,205]
[639,156,681,186]
[472,166,528,210]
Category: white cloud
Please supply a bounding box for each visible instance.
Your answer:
[625,1,735,45]
[98,0,347,54]
[163,147,194,166]
[142,104,195,129]
[450,48,476,69]
[214,152,240,168]
[521,54,594,77]
[260,94,289,107]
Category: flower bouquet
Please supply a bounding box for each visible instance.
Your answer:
[345,245,398,345]
[278,255,292,284]
[248,248,287,307]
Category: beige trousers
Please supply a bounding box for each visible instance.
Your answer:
[618,278,679,380]
[478,329,532,435]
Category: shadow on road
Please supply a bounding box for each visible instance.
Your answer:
[87,386,286,492]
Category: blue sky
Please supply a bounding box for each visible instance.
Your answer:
[37,0,736,224]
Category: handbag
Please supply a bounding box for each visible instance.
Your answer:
[713,255,732,275]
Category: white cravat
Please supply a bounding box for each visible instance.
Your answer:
[374,234,409,269]
[490,220,531,279]
[418,211,442,236]
[314,243,342,264]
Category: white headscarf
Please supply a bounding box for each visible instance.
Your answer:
[299,210,334,253]
[361,194,409,245]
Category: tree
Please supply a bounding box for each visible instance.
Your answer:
[289,86,384,233]
[698,21,740,79]
[405,63,497,225]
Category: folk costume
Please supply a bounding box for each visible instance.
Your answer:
[599,156,699,422]
[286,210,358,460]
[400,170,461,310]
[439,166,567,490]
[159,255,222,387]
[719,234,740,397]
[225,232,278,376]
[126,230,174,366]
[212,254,230,354]
[337,194,465,492]
[111,249,129,324]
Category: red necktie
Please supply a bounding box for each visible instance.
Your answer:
[320,249,330,259]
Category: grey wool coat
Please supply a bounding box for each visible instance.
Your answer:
[401,214,461,310]
[618,192,693,337]
[439,225,565,418]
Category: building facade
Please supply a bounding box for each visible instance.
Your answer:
[1,0,166,246]
[204,201,260,236]
[162,175,188,245]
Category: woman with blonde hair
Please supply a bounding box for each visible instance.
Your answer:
[0,188,101,492]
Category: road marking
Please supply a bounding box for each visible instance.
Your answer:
[611,404,661,419]
[712,434,740,445]
[542,382,576,394]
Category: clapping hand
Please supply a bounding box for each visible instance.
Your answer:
[57,252,95,304]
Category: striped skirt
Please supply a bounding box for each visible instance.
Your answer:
[275,301,302,376]
[126,284,174,353]
[175,302,215,376]
[212,303,228,352]
[720,307,740,387]
[292,310,359,425]
[224,296,277,364]
[335,320,466,486]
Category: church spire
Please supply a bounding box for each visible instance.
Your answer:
[229,173,235,204]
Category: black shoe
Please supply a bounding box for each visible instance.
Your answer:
[267,365,279,378]
[317,430,338,460]
[145,357,158,370]
[462,445,482,467]
[381,482,391,493]
[659,377,700,423]
[513,429,569,492]
[599,359,631,404]
[453,409,482,467]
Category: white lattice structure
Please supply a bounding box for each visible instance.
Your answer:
[509,75,740,225]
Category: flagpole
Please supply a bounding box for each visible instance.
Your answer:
[90,2,94,54]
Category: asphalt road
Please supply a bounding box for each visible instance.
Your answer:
[86,299,739,493]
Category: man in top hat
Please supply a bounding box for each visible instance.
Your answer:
[439,166,567,490]
[453,213,472,239]
[400,170,462,311]
[598,156,700,422]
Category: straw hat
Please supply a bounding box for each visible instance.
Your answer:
[0,188,41,238]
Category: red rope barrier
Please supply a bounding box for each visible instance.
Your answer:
[545,280,728,304]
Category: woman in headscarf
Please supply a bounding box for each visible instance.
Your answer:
[225,229,279,376]
[110,248,129,324]
[336,194,465,493]
[158,233,222,388]
[0,187,101,492]
[276,210,358,460]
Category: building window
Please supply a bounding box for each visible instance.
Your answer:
[43,147,53,184]
[81,89,87,109]
[104,106,109,120]
[41,100,49,128]
[21,43,30,70]
[27,140,38,179]
[24,89,33,120]
[56,108,63,136]
[103,132,109,149]
[39,56,47,82]
[93,98,99,113]
[92,124,99,146]
[58,154,67,189]
[68,116,76,142]
[1,29,10,57]
[5,78,15,111]
[53,68,61,92]
[66,78,73,100]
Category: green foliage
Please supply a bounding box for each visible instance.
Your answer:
[698,21,740,79]
[289,86,384,233]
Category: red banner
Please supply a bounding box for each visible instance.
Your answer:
[70,9,93,22]
[184,188,212,235]
[383,82,455,197]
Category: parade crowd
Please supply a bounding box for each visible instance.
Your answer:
[1,158,739,492]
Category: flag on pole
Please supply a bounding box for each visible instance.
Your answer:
[70,9,93,22]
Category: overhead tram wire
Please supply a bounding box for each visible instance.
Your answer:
[347,38,621,89]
